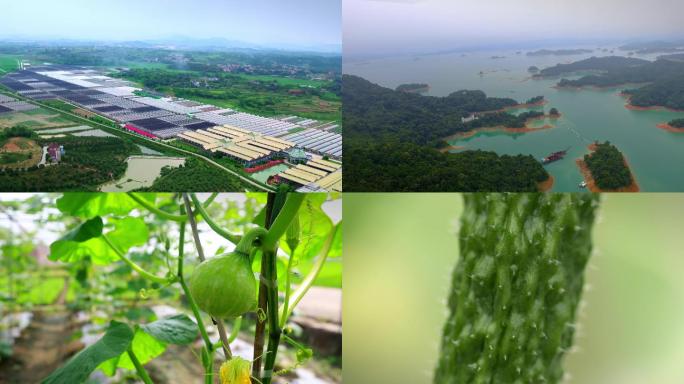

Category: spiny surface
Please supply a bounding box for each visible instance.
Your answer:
[434,193,600,384]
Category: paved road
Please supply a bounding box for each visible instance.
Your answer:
[1,88,274,191]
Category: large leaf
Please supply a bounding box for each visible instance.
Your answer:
[99,327,166,376]
[42,321,134,384]
[50,217,149,265]
[56,193,153,218]
[140,314,198,345]
[291,223,342,288]
[57,217,103,242]
[280,194,334,263]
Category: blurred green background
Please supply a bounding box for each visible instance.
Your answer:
[343,193,684,383]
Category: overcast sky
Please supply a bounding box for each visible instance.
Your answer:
[0,0,341,51]
[344,0,684,57]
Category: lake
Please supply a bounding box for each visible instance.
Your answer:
[344,48,684,191]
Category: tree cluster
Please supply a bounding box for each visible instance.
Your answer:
[584,141,633,190]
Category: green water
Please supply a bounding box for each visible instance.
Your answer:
[344,48,684,191]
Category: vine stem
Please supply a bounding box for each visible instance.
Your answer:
[182,193,233,360]
[280,224,338,325]
[128,192,187,222]
[177,218,213,354]
[127,346,153,384]
[259,192,305,384]
[101,234,169,284]
[252,194,280,382]
[262,194,306,250]
[190,193,241,244]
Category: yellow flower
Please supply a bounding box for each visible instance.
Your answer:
[220,357,251,384]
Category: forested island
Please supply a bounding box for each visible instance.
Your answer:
[539,56,684,110]
[538,56,648,78]
[526,49,593,56]
[396,83,430,93]
[577,141,638,192]
[656,118,684,133]
[343,75,552,191]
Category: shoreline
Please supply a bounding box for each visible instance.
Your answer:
[620,93,684,112]
[438,144,466,153]
[503,99,548,110]
[576,144,640,192]
[656,123,684,133]
[537,174,554,192]
[444,113,557,142]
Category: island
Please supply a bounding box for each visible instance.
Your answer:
[526,49,593,56]
[576,141,639,192]
[540,56,684,110]
[538,56,649,78]
[527,66,539,73]
[343,74,553,192]
[619,40,684,54]
[549,107,560,116]
[656,118,684,133]
[395,83,430,94]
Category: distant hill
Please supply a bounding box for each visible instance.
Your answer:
[541,56,684,110]
[526,49,593,56]
[618,40,684,54]
[538,56,649,77]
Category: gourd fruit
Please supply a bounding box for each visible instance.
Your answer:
[188,252,256,319]
[434,193,600,384]
[219,357,252,384]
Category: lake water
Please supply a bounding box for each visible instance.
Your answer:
[344,48,684,191]
[99,156,185,192]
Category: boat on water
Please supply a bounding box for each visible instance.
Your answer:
[579,181,587,188]
[541,148,570,164]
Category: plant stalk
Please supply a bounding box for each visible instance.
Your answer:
[190,193,241,244]
[127,346,153,384]
[102,234,169,284]
[128,192,187,222]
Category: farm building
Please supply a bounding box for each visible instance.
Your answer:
[177,124,295,167]
[277,157,342,192]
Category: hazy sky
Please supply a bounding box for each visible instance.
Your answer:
[344,0,684,56]
[0,0,341,51]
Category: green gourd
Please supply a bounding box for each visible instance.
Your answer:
[434,193,600,384]
[188,252,256,319]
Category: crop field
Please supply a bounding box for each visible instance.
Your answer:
[0,107,83,130]
[0,54,20,73]
[0,193,342,384]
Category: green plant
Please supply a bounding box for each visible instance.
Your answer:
[32,192,341,384]
[434,193,600,383]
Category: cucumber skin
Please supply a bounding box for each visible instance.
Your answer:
[434,193,600,384]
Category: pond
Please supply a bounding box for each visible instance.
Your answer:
[99,156,185,192]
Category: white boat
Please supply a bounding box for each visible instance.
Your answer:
[579,181,587,188]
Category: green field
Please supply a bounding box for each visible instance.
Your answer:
[0,54,20,73]
[238,74,329,88]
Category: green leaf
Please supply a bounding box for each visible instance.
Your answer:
[99,327,167,376]
[57,217,104,242]
[49,217,149,265]
[56,193,151,218]
[42,321,134,384]
[140,314,199,345]
[281,194,334,263]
